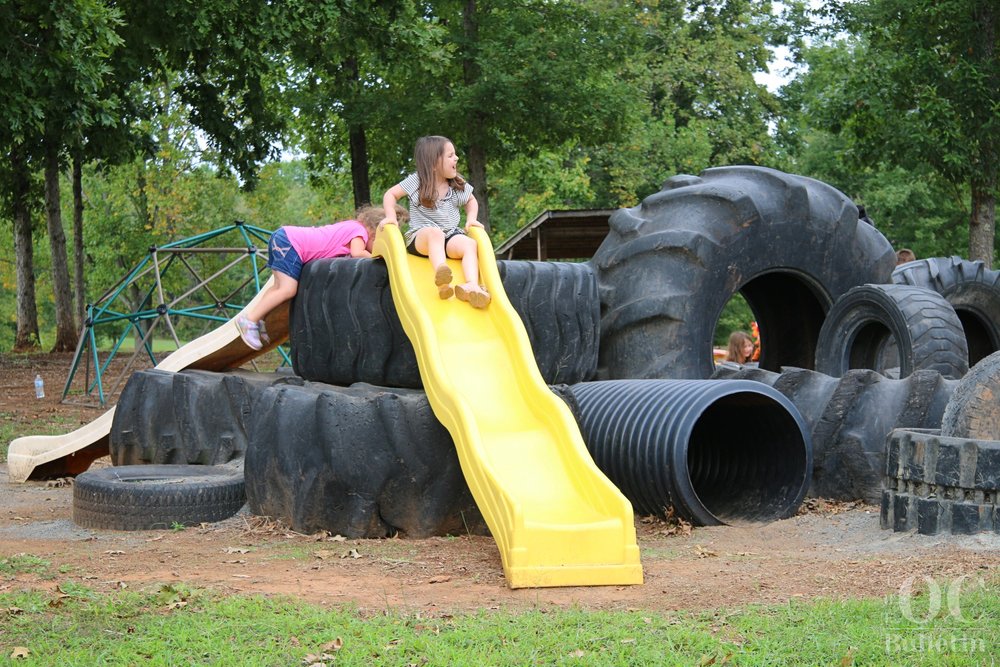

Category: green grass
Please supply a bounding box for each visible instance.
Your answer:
[1,580,996,666]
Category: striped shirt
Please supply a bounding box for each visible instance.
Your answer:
[398,172,474,245]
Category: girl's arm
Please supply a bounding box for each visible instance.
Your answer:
[381,185,407,226]
[349,236,371,258]
[464,195,482,229]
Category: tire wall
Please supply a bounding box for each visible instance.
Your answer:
[592,166,896,380]
[111,369,288,466]
[290,258,600,388]
[244,381,489,538]
[712,366,957,502]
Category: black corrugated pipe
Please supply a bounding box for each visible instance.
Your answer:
[570,380,813,526]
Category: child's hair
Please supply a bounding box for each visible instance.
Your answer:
[414,135,466,208]
[726,331,754,363]
[355,204,408,233]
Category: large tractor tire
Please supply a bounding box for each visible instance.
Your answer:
[941,350,1000,440]
[243,381,489,539]
[111,369,292,466]
[814,284,969,380]
[892,256,1000,366]
[290,258,600,388]
[592,166,895,380]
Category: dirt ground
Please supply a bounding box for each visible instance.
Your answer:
[3,353,999,614]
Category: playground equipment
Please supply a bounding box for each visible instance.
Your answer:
[6,282,289,482]
[371,224,642,588]
[62,220,287,408]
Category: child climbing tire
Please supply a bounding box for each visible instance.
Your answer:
[290,258,600,388]
[592,165,896,380]
[73,464,246,530]
[892,256,1000,366]
[814,284,969,380]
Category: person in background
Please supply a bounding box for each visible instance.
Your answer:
[380,135,490,309]
[896,248,916,265]
[236,204,408,350]
[725,330,756,366]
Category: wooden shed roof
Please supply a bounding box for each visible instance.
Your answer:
[493,209,616,261]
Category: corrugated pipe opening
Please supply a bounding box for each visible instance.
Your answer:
[571,380,812,526]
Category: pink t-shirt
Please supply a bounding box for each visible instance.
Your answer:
[282,220,368,262]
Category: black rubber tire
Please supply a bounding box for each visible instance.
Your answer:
[892,256,1000,366]
[712,366,957,502]
[73,464,246,530]
[244,381,490,538]
[881,428,1000,535]
[815,284,969,380]
[592,165,896,380]
[941,350,1000,440]
[290,258,599,388]
[111,369,294,466]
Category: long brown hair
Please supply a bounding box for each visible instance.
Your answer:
[726,331,754,363]
[414,135,466,208]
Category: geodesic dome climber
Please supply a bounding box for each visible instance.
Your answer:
[63,220,289,407]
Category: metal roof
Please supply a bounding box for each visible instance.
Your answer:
[493,209,616,261]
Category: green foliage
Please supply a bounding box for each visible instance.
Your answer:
[779,40,972,260]
[489,145,597,243]
[714,294,755,348]
[789,1,1000,262]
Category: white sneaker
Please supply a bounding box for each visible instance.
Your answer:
[236,316,262,350]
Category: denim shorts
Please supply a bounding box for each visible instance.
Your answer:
[266,228,304,280]
[405,228,467,257]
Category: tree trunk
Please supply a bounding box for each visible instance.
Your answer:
[968,180,996,266]
[462,0,491,231]
[343,54,372,210]
[968,4,997,266]
[73,156,86,325]
[43,138,78,352]
[11,146,41,351]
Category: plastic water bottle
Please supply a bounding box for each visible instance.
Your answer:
[34,374,45,399]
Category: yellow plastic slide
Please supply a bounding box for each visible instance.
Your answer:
[372,225,642,588]
[6,279,289,483]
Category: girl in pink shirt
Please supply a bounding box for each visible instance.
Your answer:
[236,204,408,350]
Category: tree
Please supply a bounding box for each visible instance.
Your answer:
[818,0,999,264]
[0,0,123,351]
[502,0,795,213]
[778,40,970,260]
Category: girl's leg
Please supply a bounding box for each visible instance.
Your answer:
[238,271,299,349]
[243,271,299,323]
[415,228,453,298]
[447,235,491,308]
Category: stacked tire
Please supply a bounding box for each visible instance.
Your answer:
[881,351,1000,535]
